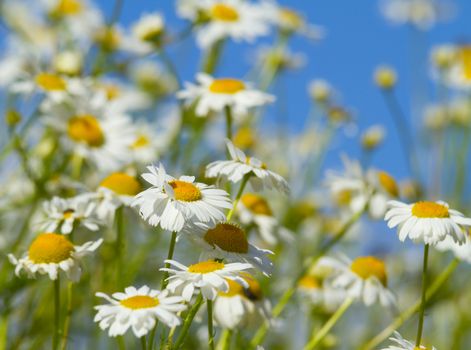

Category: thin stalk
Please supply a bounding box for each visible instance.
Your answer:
[202,40,225,74]
[360,258,459,350]
[173,294,204,349]
[117,336,126,350]
[303,297,353,350]
[207,300,215,350]
[140,336,147,350]
[415,244,430,347]
[60,282,73,350]
[116,207,125,289]
[226,174,250,221]
[53,277,61,350]
[225,106,233,141]
[217,329,233,350]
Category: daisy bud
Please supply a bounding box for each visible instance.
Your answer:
[5,109,21,126]
[361,125,385,151]
[374,65,397,89]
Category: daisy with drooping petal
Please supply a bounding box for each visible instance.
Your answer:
[381,331,436,350]
[213,273,271,329]
[435,232,471,264]
[8,233,102,281]
[206,140,289,194]
[319,255,397,308]
[37,196,101,234]
[177,73,274,118]
[94,286,186,338]
[385,200,471,245]
[181,221,274,276]
[162,259,252,301]
[132,163,232,232]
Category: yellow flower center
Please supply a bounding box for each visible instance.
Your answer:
[378,171,399,197]
[280,8,303,29]
[218,278,245,297]
[209,79,245,94]
[298,275,321,290]
[411,201,449,218]
[101,84,121,100]
[233,126,256,150]
[241,273,263,301]
[188,260,225,274]
[95,27,121,51]
[204,222,249,254]
[67,115,105,147]
[120,295,159,309]
[100,173,142,196]
[53,0,83,16]
[35,73,66,91]
[63,209,75,219]
[211,4,239,22]
[28,233,74,264]
[460,46,471,81]
[241,193,272,216]
[131,135,150,149]
[350,256,387,286]
[168,180,202,202]
[335,189,352,206]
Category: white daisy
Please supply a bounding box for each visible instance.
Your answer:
[11,71,71,102]
[385,200,471,245]
[181,221,274,276]
[8,233,102,281]
[206,140,289,194]
[297,274,347,313]
[319,255,397,308]
[162,259,252,301]
[178,0,270,48]
[177,73,274,118]
[435,232,471,264]
[94,286,186,338]
[122,12,165,55]
[381,331,436,350]
[132,163,232,232]
[37,196,101,234]
[445,45,471,90]
[213,273,271,329]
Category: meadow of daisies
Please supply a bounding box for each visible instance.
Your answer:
[1,0,471,349]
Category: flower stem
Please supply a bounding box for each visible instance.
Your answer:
[226,174,250,221]
[140,336,147,350]
[116,206,125,289]
[60,282,73,350]
[174,294,204,349]
[304,297,353,350]
[53,277,61,350]
[224,106,233,141]
[415,244,430,347]
[203,39,225,74]
[217,329,232,350]
[207,300,215,350]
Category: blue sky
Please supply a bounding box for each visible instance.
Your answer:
[96,0,471,182]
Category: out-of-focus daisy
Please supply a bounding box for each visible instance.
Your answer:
[177,73,274,118]
[374,65,397,89]
[361,125,386,151]
[385,200,471,245]
[38,196,101,234]
[122,12,166,54]
[446,45,471,90]
[178,0,270,48]
[53,50,83,76]
[130,60,178,98]
[94,286,186,337]
[381,331,436,350]
[213,273,271,329]
[162,259,252,301]
[129,121,164,165]
[319,255,396,308]
[9,233,102,281]
[181,222,273,276]
[11,71,71,102]
[435,232,471,264]
[238,193,292,246]
[206,140,289,194]
[308,79,332,104]
[297,274,347,312]
[133,163,232,232]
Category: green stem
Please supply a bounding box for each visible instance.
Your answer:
[53,277,61,350]
[217,329,232,350]
[360,258,459,350]
[415,244,430,347]
[225,106,233,141]
[140,336,147,350]
[304,297,353,350]
[60,282,73,350]
[173,294,204,349]
[116,207,125,289]
[202,40,225,74]
[207,300,215,350]
[117,336,126,350]
[226,174,250,221]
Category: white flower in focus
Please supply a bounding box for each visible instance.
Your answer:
[9,233,102,281]
[319,255,397,308]
[177,73,274,118]
[94,286,186,337]
[381,331,436,350]
[38,196,101,234]
[162,259,253,301]
[385,200,471,245]
[206,140,289,194]
[132,163,232,232]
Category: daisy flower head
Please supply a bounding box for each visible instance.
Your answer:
[9,233,102,281]
[38,196,101,234]
[162,259,253,301]
[132,163,232,232]
[446,45,471,90]
[94,286,186,338]
[11,71,71,102]
[385,200,471,245]
[177,73,274,118]
[381,331,436,350]
[180,0,270,48]
[206,139,289,195]
[181,221,274,276]
[435,231,471,264]
[122,12,166,54]
[214,273,271,329]
[319,255,397,308]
